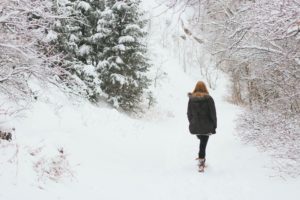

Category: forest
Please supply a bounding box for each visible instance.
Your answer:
[0,0,299,199]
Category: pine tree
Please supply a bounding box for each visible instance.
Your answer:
[97,0,151,110]
[52,0,151,110]
[52,0,106,100]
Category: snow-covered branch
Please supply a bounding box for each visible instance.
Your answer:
[0,0,75,103]
[0,43,33,58]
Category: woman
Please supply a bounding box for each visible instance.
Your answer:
[187,81,217,172]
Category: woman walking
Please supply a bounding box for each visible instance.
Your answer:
[187,81,217,172]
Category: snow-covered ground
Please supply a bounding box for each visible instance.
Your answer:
[1,1,300,200]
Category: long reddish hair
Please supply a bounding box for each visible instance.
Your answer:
[193,81,209,94]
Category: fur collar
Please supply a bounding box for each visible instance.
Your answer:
[188,92,209,101]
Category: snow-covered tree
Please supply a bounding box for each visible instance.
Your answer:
[52,0,106,100]
[52,0,151,110]
[0,0,66,102]
[53,0,105,64]
[97,0,151,110]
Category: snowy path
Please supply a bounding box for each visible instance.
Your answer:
[62,77,299,200]
[6,80,300,200]
[25,72,298,200]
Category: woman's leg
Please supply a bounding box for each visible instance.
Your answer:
[198,135,209,159]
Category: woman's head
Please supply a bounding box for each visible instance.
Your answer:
[193,81,209,94]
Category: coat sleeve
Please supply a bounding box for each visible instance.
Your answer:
[208,97,217,129]
[187,99,192,122]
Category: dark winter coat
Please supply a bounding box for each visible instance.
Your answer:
[187,92,217,135]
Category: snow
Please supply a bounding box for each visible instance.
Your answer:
[111,73,126,85]
[125,24,141,31]
[69,34,79,42]
[96,60,109,69]
[1,1,300,200]
[82,65,97,77]
[115,56,124,64]
[78,44,91,56]
[113,44,126,51]
[44,30,58,42]
[112,2,129,11]
[91,33,105,41]
[77,1,91,11]
[125,24,142,33]
[118,35,135,43]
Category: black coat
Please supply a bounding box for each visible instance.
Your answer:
[187,93,217,135]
